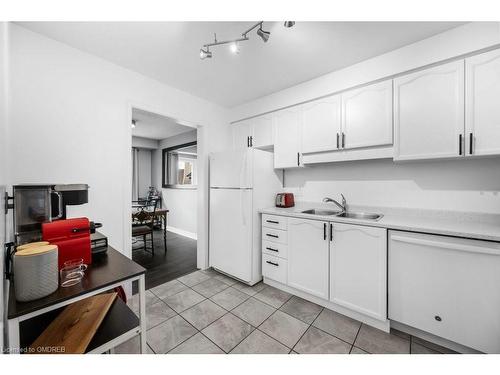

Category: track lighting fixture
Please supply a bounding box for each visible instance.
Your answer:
[199,21,294,60]
[199,47,212,59]
[256,26,270,43]
[229,42,240,54]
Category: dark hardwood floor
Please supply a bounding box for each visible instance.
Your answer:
[132,229,197,290]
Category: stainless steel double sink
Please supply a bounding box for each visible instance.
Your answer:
[300,209,383,221]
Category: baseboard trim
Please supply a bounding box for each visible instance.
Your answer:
[264,277,390,332]
[166,226,197,240]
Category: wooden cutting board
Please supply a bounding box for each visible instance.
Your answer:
[29,292,117,354]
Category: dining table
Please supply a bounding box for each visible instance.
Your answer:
[132,207,169,253]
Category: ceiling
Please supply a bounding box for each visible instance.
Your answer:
[18,21,465,107]
[132,108,194,140]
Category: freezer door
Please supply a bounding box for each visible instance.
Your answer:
[209,188,252,282]
[209,150,253,188]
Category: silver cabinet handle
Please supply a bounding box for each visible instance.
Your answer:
[266,233,279,238]
[266,260,279,267]
[266,247,279,252]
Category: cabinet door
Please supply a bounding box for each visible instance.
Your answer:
[301,95,341,153]
[394,61,465,161]
[466,49,500,156]
[287,218,329,299]
[341,80,393,150]
[252,114,273,148]
[389,231,500,353]
[232,121,251,150]
[273,107,302,169]
[330,223,387,320]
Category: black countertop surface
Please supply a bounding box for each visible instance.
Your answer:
[8,246,145,319]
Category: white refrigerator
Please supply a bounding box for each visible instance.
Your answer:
[209,149,282,285]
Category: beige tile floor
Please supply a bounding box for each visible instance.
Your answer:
[116,269,457,354]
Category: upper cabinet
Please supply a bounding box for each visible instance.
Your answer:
[466,49,500,157]
[273,107,302,169]
[251,114,274,149]
[341,80,393,150]
[394,61,465,161]
[232,121,252,150]
[301,81,393,155]
[233,48,500,165]
[301,95,341,153]
[231,114,274,150]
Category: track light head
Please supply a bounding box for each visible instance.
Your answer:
[284,21,295,28]
[199,48,212,60]
[257,27,270,43]
[229,42,240,54]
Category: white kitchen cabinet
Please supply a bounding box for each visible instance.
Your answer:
[273,107,302,169]
[394,60,465,161]
[301,95,341,153]
[341,80,393,150]
[252,114,274,149]
[466,48,500,156]
[262,253,287,284]
[330,223,387,320]
[389,230,500,353]
[232,121,252,150]
[287,217,329,299]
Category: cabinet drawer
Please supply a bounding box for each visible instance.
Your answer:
[262,214,287,230]
[262,228,287,244]
[262,240,288,259]
[262,254,287,284]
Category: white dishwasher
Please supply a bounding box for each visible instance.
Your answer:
[388,230,500,353]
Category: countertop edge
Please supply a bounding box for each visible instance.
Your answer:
[260,208,500,243]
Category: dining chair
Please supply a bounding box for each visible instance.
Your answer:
[132,198,158,255]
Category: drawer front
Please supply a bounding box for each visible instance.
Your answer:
[262,214,287,231]
[262,227,287,244]
[262,254,287,284]
[262,240,288,259]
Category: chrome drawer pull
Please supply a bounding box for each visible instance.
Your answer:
[266,260,279,267]
[266,234,279,238]
[266,247,279,252]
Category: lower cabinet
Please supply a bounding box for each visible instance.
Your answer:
[389,230,500,353]
[287,218,329,299]
[330,223,387,320]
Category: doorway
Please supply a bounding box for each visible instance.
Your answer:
[130,107,198,289]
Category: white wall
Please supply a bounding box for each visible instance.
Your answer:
[7,24,231,269]
[152,130,198,238]
[137,148,152,198]
[230,22,500,215]
[0,21,8,354]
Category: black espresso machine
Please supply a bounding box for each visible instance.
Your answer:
[5,184,107,253]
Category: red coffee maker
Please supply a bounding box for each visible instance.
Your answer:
[42,218,96,269]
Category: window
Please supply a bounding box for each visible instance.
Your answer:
[162,141,197,188]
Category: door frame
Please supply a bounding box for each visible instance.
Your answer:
[126,102,208,270]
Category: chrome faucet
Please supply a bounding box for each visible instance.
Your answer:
[323,194,347,213]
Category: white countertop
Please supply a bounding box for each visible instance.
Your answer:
[260,203,500,242]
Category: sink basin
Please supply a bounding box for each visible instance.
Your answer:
[337,212,383,221]
[301,209,341,216]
